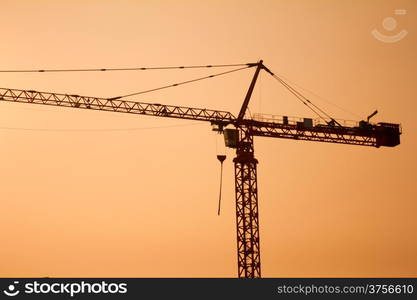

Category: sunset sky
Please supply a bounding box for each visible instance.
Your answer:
[0,0,416,277]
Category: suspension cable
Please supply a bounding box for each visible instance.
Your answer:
[272,72,361,119]
[0,122,203,132]
[0,63,253,73]
[108,65,253,100]
[272,74,327,122]
[271,72,342,126]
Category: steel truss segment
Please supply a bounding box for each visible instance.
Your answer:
[246,121,378,147]
[234,161,261,278]
[233,128,261,278]
[0,87,235,123]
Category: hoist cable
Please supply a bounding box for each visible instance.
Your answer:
[217,162,224,216]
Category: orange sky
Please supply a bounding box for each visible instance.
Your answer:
[0,0,416,277]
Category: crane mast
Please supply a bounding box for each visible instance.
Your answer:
[232,61,263,277]
[233,127,261,277]
[0,61,401,278]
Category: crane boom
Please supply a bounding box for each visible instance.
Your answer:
[0,87,235,123]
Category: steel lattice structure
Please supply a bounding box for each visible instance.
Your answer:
[0,61,401,278]
[233,128,261,277]
[0,87,235,122]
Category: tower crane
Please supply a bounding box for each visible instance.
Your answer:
[0,60,401,278]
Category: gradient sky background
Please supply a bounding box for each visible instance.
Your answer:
[0,0,416,277]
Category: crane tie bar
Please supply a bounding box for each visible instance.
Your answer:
[0,63,254,73]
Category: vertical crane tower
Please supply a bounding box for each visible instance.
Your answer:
[231,61,264,278]
[0,60,401,278]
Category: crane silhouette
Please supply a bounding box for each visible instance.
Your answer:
[0,60,401,278]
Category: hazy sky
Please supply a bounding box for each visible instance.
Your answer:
[0,0,416,277]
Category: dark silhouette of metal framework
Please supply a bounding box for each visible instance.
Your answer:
[0,61,401,278]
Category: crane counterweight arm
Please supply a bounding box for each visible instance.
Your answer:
[245,119,401,148]
[0,87,235,123]
[249,122,376,146]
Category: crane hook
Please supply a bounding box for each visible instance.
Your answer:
[217,155,226,163]
[217,155,226,215]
